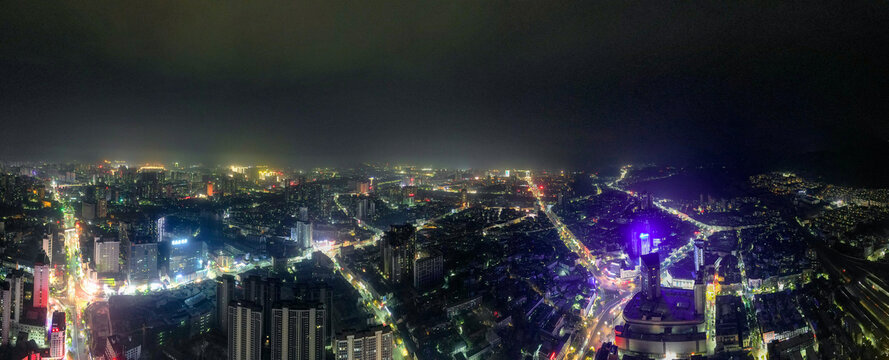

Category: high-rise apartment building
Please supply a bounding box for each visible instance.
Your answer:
[271,302,326,360]
[228,300,263,360]
[33,261,50,309]
[293,284,333,346]
[217,275,236,333]
[50,311,66,358]
[334,327,394,360]
[292,221,313,250]
[0,281,10,346]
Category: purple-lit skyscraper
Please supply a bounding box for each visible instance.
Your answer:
[640,233,652,256]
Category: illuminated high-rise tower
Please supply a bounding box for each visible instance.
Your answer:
[33,260,50,309]
[50,311,66,358]
[157,217,166,243]
[694,239,705,274]
[641,252,660,300]
[640,232,652,256]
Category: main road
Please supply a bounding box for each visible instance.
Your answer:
[51,184,90,360]
[328,192,414,359]
[525,174,635,360]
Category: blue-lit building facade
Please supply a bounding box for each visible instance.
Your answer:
[166,239,208,283]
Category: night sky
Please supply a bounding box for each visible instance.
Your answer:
[2,1,889,170]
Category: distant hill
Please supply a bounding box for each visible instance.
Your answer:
[780,139,889,188]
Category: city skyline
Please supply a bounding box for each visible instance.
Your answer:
[2,1,889,360]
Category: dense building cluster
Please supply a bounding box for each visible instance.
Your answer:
[0,161,887,359]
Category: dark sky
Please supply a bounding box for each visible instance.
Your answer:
[2,1,889,169]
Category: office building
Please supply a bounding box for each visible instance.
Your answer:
[168,239,207,278]
[128,242,158,285]
[380,225,416,285]
[228,300,263,360]
[641,252,660,300]
[334,327,394,360]
[50,311,66,358]
[413,249,443,290]
[94,237,120,273]
[271,302,326,360]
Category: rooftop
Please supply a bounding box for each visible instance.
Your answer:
[623,288,703,324]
